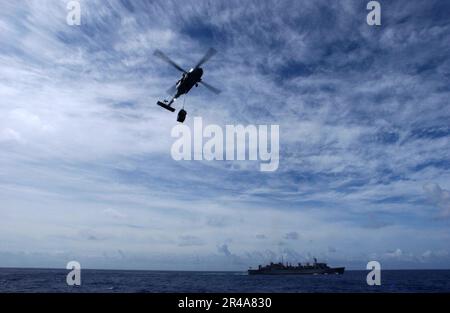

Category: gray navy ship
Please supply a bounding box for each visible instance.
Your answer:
[248,258,345,275]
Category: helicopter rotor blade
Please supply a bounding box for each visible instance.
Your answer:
[194,48,217,69]
[153,50,186,73]
[200,81,221,95]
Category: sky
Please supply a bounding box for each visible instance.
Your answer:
[0,0,449,271]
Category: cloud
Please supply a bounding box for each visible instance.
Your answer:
[103,208,128,219]
[0,128,23,143]
[178,235,204,247]
[206,215,229,227]
[421,250,448,259]
[117,250,126,259]
[216,243,245,265]
[423,183,450,218]
[362,213,393,229]
[284,232,300,240]
[385,248,403,258]
[217,244,232,257]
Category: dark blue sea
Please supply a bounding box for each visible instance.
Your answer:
[1,268,449,293]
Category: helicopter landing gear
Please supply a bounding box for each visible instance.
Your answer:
[157,101,175,112]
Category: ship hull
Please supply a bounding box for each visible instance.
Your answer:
[248,267,345,275]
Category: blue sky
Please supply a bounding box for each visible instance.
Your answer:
[0,0,449,270]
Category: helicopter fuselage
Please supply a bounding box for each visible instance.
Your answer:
[175,67,203,97]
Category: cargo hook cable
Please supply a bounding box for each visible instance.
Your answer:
[182,94,187,110]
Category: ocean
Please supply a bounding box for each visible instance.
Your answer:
[1,268,449,293]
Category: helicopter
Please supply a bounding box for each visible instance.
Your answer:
[153,48,221,123]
